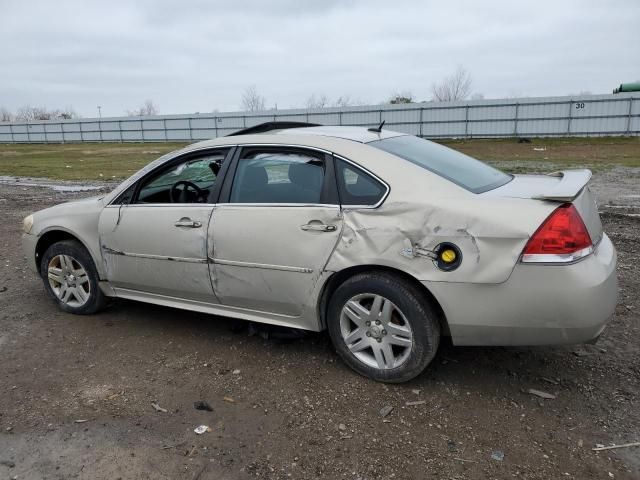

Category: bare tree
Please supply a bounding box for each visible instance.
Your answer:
[15,105,48,121]
[388,91,414,104]
[127,100,159,117]
[0,107,13,122]
[333,95,353,107]
[241,86,266,112]
[305,94,360,109]
[306,93,329,109]
[431,66,473,102]
[57,106,78,119]
[14,105,78,121]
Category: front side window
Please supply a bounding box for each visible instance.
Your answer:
[230,149,325,204]
[368,135,511,193]
[335,158,387,206]
[136,150,228,203]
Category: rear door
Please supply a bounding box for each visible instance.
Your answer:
[209,146,342,317]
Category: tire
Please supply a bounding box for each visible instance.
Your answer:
[40,240,107,315]
[327,272,440,383]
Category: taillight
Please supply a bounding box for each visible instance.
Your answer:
[521,203,593,263]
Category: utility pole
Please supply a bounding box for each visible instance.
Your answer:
[97,106,102,118]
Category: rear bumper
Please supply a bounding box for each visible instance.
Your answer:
[427,233,618,346]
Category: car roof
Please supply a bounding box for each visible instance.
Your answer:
[225,122,407,144]
[177,125,409,156]
[271,125,406,143]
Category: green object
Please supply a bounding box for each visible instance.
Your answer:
[613,82,640,93]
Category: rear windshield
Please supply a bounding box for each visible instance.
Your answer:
[368,135,512,193]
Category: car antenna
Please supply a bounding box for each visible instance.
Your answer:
[367,120,385,133]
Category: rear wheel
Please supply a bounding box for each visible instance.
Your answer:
[40,240,107,315]
[327,272,440,383]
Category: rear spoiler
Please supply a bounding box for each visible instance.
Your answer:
[532,169,592,202]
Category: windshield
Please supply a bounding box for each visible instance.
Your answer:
[368,135,512,193]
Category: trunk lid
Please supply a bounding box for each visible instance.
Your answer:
[483,169,603,243]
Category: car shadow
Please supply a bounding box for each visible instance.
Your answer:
[102,298,599,391]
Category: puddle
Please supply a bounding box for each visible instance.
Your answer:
[600,205,640,210]
[0,176,104,192]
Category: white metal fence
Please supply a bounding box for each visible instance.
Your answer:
[1,93,638,143]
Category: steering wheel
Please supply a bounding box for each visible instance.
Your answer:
[170,180,206,203]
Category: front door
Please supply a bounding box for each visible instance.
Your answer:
[210,147,342,317]
[99,149,229,302]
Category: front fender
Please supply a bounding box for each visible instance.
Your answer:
[30,198,105,278]
[33,225,104,278]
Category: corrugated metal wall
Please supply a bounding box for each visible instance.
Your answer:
[0,93,637,143]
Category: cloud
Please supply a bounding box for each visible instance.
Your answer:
[0,0,638,117]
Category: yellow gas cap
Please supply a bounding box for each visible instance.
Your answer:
[441,249,457,263]
[435,243,462,271]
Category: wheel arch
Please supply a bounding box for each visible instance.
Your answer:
[35,228,100,276]
[317,265,450,336]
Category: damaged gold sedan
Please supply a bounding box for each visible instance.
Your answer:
[22,123,618,382]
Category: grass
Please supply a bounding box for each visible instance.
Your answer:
[0,143,187,181]
[440,136,640,173]
[0,137,639,181]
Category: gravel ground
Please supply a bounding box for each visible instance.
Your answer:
[0,170,638,480]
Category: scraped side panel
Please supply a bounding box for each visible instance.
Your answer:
[210,205,343,323]
[98,205,217,303]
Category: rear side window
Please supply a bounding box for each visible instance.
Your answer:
[230,150,325,204]
[368,135,511,193]
[335,158,387,206]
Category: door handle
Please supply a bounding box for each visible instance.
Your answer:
[174,218,202,228]
[300,223,337,232]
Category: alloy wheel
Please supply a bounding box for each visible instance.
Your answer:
[339,293,413,369]
[47,254,91,307]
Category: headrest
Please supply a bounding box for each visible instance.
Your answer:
[288,163,322,191]
[242,165,268,188]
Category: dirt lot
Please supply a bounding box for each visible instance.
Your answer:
[0,169,639,479]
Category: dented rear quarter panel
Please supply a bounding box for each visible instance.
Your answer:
[327,193,557,284]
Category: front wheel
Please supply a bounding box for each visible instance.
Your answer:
[40,240,107,315]
[327,272,440,383]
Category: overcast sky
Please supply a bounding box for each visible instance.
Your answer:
[1,0,638,118]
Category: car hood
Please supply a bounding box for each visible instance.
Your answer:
[34,194,104,216]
